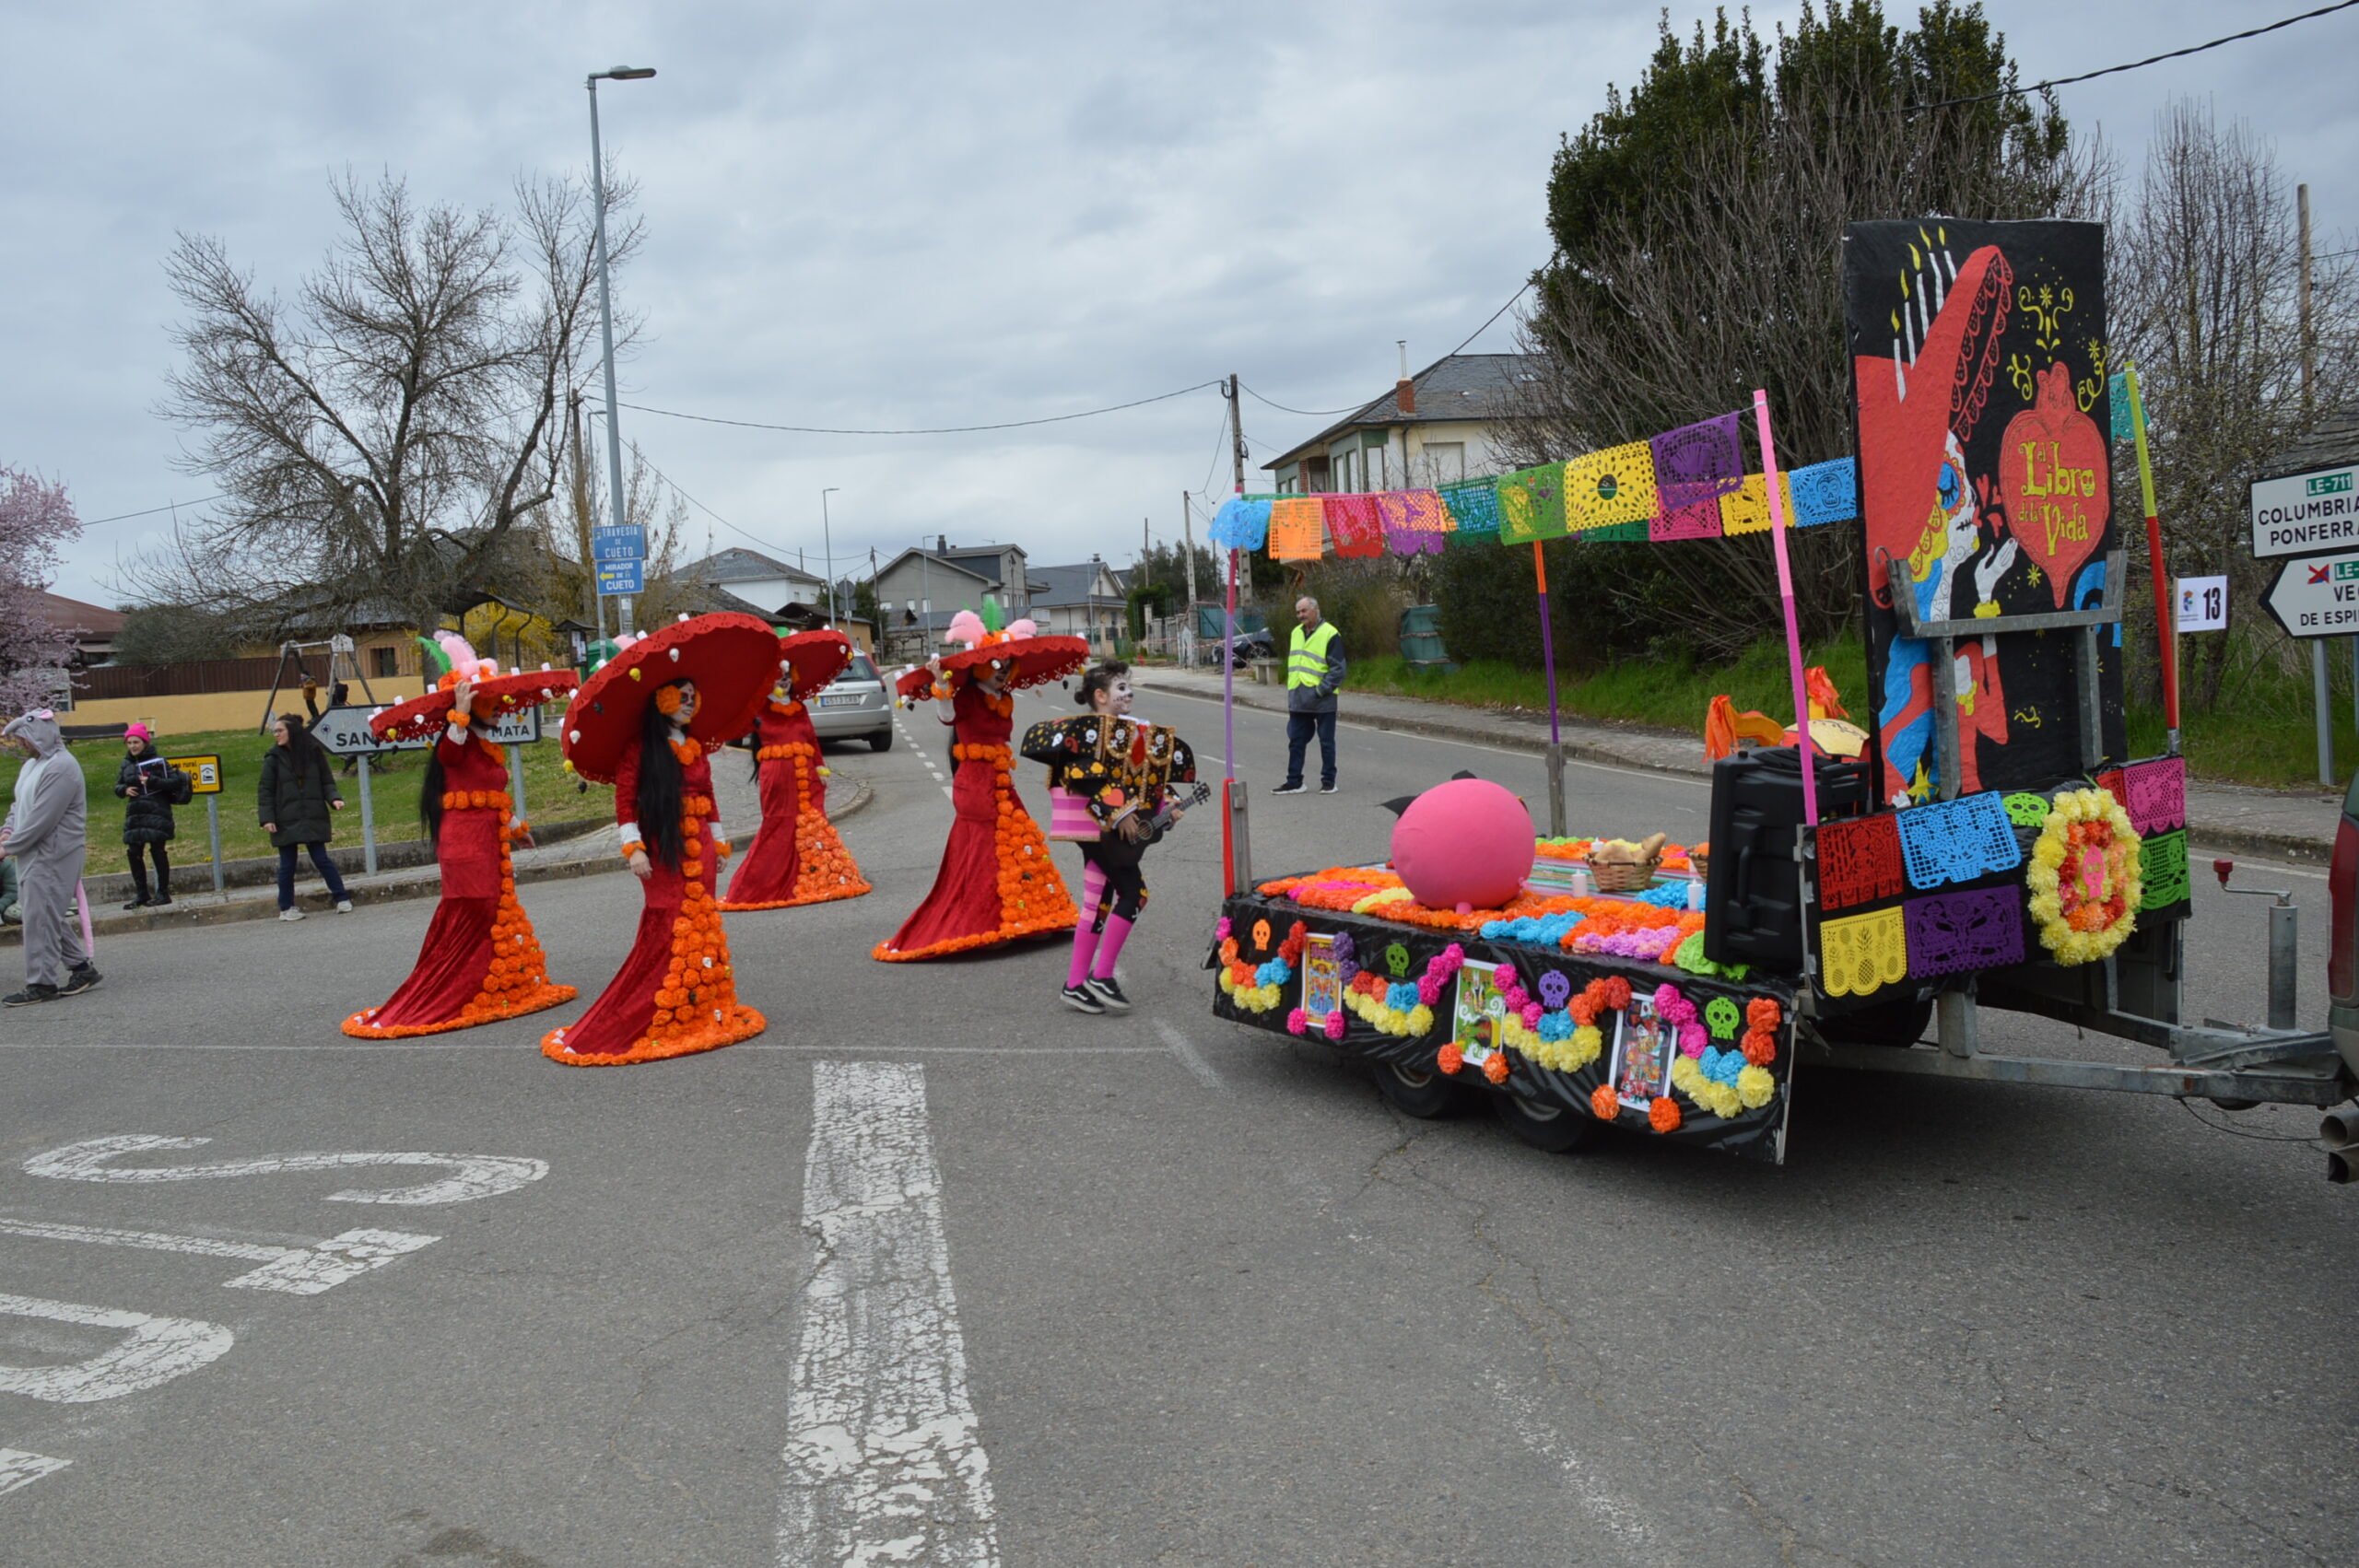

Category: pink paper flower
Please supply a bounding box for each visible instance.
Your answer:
[1286,1008,1309,1036]
[1324,1010,1347,1041]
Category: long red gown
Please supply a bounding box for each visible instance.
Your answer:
[342,732,573,1037]
[873,681,1075,961]
[718,697,870,910]
[542,736,765,1065]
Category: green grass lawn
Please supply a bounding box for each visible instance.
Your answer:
[0,725,614,868]
[1349,638,2354,792]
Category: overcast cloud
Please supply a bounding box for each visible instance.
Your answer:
[7,1,2355,607]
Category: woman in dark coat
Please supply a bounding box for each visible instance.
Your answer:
[113,721,191,909]
[258,711,351,920]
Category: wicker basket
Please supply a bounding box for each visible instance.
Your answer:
[1587,833,1669,894]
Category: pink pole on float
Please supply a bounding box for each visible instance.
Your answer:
[1751,388,1817,826]
[1221,542,1238,896]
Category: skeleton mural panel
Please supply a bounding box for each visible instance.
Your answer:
[1843,219,2124,805]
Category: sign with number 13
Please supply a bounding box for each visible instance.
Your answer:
[2176,575,2228,633]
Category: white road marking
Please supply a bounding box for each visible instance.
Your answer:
[1152,1018,1226,1090]
[0,1293,233,1403]
[1484,1374,1661,1562]
[777,1061,998,1567]
[0,1448,70,1495]
[0,1215,438,1295]
[22,1136,546,1207]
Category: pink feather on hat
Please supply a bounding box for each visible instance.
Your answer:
[1005,617,1038,639]
[946,610,987,649]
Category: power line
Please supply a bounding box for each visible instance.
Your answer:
[616,379,1224,438]
[83,497,221,527]
[1858,0,2359,115]
[1238,383,1367,419]
[1238,270,1545,425]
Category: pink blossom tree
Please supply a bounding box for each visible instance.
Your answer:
[0,467,82,711]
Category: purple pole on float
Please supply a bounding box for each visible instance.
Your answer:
[1222,542,1239,895]
[1751,388,1817,826]
[1532,542,1561,745]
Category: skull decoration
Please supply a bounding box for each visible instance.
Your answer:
[1385,942,1412,978]
[1538,971,1572,1011]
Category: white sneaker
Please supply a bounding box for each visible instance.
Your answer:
[279,907,306,921]
[335,900,354,913]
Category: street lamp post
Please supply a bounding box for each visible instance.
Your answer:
[587,64,655,637]
[820,487,841,624]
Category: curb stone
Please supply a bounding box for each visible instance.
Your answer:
[1133,674,2338,867]
[0,778,874,949]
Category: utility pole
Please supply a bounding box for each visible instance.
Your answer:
[1181,490,1198,662]
[1226,374,1248,496]
[2299,182,2317,420]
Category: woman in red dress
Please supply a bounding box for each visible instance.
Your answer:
[872,613,1087,962]
[720,629,871,911]
[542,614,781,1066]
[342,656,578,1038]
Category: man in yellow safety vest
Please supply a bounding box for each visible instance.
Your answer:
[1273,595,1345,795]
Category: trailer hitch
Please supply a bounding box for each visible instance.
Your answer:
[2213,858,2298,1033]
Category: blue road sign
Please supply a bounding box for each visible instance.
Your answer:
[592,526,646,563]
[596,559,645,595]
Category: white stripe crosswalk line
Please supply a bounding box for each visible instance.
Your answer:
[0,1449,70,1496]
[778,1062,997,1567]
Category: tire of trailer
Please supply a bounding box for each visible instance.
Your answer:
[1818,995,1934,1048]
[1369,1059,1474,1119]
[1493,1090,1597,1153]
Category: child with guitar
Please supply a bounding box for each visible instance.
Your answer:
[1021,661,1202,1014]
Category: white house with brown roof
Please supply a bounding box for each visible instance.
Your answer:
[1262,353,1541,494]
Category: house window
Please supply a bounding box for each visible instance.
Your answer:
[1424,442,1466,485]
[370,645,399,678]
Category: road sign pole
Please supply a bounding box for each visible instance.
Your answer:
[358,754,378,876]
[2317,640,2334,787]
[205,797,223,895]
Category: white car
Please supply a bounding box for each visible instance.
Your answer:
[808,652,893,751]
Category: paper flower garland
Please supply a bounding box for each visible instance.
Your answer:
[1220,918,1306,1012]
[1347,942,1464,1037]
[2025,788,2142,965]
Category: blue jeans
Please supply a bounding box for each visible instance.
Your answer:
[276,843,349,909]
[1285,710,1338,789]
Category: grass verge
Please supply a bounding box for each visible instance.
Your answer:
[1,726,613,867]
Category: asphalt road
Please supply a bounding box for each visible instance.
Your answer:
[1,682,2353,1567]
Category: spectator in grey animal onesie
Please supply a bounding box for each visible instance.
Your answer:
[2,709,100,1006]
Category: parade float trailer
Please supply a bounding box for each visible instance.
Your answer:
[1205,217,2356,1167]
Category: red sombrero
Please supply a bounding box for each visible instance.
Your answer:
[559,613,785,785]
[370,668,580,743]
[777,627,854,702]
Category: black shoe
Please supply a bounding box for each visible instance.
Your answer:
[57,966,101,998]
[1084,975,1132,1012]
[1060,983,1106,1015]
[123,895,147,911]
[148,893,172,907]
[3,983,58,1007]
[1271,782,1307,795]
[1320,782,1338,794]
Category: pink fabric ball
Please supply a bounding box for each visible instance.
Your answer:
[1391,778,1536,911]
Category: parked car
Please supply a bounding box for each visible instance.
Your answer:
[808,652,893,751]
[2331,766,2359,1078]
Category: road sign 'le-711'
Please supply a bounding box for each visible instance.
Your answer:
[2261,550,2359,639]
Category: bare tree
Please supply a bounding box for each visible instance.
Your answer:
[521,390,690,638]
[2111,99,2358,708]
[140,170,640,640]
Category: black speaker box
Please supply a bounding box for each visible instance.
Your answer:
[1701,745,1872,971]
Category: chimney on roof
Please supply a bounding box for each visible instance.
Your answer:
[937,534,948,553]
[1395,339,1414,415]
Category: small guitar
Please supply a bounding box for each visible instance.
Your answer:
[1139,781,1214,844]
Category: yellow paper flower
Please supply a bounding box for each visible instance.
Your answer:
[1737,1064,1776,1108]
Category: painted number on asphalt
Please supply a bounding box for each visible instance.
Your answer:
[23,1134,548,1205]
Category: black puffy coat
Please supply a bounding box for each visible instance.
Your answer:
[257,739,343,848]
[115,747,192,845]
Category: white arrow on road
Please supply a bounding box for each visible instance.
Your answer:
[23,1136,546,1206]
[0,1215,438,1294]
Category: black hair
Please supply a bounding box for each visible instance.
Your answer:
[1074,660,1131,709]
[273,711,328,782]
[418,709,492,850]
[634,684,689,868]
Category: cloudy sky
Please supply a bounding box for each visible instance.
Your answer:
[9,0,2356,609]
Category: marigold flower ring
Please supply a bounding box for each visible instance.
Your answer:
[2025,787,2142,965]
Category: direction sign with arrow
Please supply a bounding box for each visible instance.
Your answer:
[310,705,544,757]
[2260,549,2359,639]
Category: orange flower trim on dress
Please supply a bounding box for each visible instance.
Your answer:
[871,744,1076,960]
[343,809,576,1038]
[544,791,763,1065]
[721,742,871,909]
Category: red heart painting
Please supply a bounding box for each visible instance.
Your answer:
[1999,361,2109,608]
